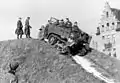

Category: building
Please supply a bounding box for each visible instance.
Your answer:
[94,2,120,59]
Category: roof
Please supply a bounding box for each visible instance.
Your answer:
[111,8,120,21]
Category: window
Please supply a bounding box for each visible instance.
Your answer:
[116,22,120,31]
[106,12,109,17]
[111,22,115,30]
[102,36,105,39]
[101,25,104,32]
[106,23,109,31]
[107,23,109,27]
[106,23,110,31]
[112,22,114,25]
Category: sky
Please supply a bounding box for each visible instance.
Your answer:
[0,0,120,41]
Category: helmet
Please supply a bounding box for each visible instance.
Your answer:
[66,18,69,20]
[61,19,64,21]
[27,17,30,19]
[19,17,22,20]
[74,22,77,24]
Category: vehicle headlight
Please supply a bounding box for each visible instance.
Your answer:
[68,38,73,43]
[70,33,74,37]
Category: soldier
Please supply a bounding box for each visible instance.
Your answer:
[46,20,52,27]
[38,25,45,40]
[54,19,59,25]
[65,18,72,28]
[8,61,19,83]
[58,19,65,27]
[71,22,82,40]
[24,17,32,38]
[15,17,24,39]
[72,22,81,32]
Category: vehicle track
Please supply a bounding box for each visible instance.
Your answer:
[72,55,120,83]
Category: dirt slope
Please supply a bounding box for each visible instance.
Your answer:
[0,38,119,83]
[85,50,120,82]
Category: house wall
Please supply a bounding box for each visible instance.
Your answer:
[94,2,120,59]
[115,32,120,59]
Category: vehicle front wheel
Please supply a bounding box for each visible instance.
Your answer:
[48,35,57,45]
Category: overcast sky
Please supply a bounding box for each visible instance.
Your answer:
[0,0,120,41]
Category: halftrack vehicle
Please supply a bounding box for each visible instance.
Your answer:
[39,17,92,56]
[42,17,72,46]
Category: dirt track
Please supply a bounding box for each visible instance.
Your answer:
[73,55,120,83]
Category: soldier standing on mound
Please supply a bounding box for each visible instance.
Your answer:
[65,18,72,28]
[38,25,45,40]
[72,22,81,33]
[15,17,24,39]
[24,17,32,38]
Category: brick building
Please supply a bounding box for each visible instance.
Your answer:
[92,2,120,59]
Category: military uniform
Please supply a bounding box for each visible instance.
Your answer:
[24,17,32,38]
[54,20,59,25]
[7,61,19,83]
[71,22,81,40]
[72,24,81,32]
[8,62,19,75]
[38,25,45,40]
[58,19,65,27]
[65,18,72,28]
[15,18,23,39]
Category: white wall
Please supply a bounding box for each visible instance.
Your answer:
[115,32,120,59]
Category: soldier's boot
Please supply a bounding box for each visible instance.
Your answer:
[26,34,28,38]
[26,35,27,38]
[28,35,31,38]
[27,34,31,38]
[17,35,19,39]
[20,34,22,39]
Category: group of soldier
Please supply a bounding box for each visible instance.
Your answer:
[39,18,83,48]
[48,17,81,32]
[39,17,82,40]
[16,17,82,40]
[9,17,91,83]
[15,17,32,39]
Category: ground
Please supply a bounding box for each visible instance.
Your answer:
[85,50,120,82]
[0,38,119,83]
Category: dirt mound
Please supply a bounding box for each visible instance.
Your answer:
[0,38,116,83]
[85,50,120,82]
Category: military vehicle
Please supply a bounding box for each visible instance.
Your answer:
[39,17,92,56]
[61,32,92,56]
[41,17,72,46]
